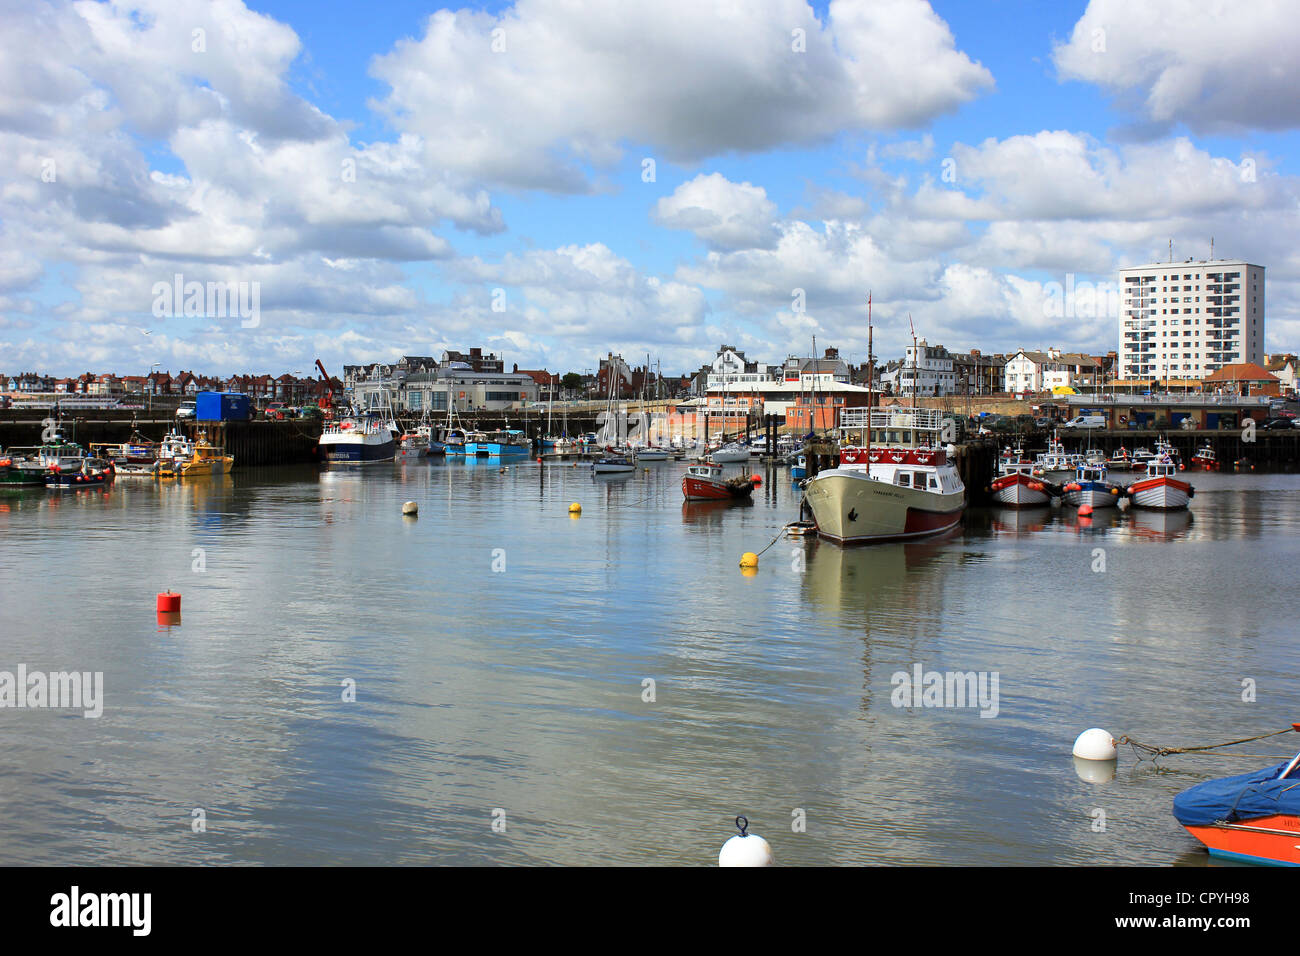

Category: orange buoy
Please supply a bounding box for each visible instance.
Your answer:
[156,590,181,613]
[750,474,762,486]
[1078,504,1094,516]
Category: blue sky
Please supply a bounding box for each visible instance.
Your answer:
[2,0,1298,378]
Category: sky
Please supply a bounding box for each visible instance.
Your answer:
[2,0,1298,379]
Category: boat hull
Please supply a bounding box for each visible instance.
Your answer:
[803,469,963,544]
[682,473,754,501]
[1182,818,1300,866]
[320,435,395,463]
[466,442,529,457]
[711,448,749,463]
[1061,482,1121,508]
[990,472,1051,507]
[1127,475,1192,510]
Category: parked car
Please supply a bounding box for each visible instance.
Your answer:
[1061,415,1105,429]
[263,402,287,420]
[1260,417,1295,430]
[176,400,196,420]
[1033,417,1051,429]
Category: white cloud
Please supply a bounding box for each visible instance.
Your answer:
[1054,0,1300,132]
[370,0,992,191]
[652,173,779,250]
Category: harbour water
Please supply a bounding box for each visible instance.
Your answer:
[1,460,1297,865]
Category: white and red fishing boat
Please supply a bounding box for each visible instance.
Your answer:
[804,406,964,544]
[1190,442,1219,470]
[1174,726,1300,866]
[682,461,755,501]
[990,460,1053,507]
[1126,455,1193,510]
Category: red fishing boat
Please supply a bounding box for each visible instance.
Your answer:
[1190,442,1219,470]
[1173,725,1300,866]
[682,461,754,501]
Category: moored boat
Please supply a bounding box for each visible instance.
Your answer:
[1174,731,1300,866]
[1125,455,1192,510]
[1060,462,1124,508]
[174,433,233,476]
[320,410,396,464]
[790,453,807,480]
[591,450,635,474]
[709,442,749,463]
[682,461,755,501]
[990,460,1054,507]
[1190,442,1219,470]
[803,406,964,545]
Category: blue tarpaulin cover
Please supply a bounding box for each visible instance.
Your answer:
[1173,761,1300,826]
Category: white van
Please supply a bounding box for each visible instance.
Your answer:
[1061,414,1105,429]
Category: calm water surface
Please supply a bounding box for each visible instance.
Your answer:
[1,459,1297,865]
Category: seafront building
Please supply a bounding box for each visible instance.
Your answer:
[1118,259,1265,382]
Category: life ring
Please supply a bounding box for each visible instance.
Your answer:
[1119,415,1127,424]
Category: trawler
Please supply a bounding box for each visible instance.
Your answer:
[803,406,965,544]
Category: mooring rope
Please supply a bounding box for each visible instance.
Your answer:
[1118,727,1297,762]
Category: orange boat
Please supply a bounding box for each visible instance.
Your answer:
[682,461,754,501]
[1174,725,1300,866]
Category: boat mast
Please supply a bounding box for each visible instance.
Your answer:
[867,292,873,460]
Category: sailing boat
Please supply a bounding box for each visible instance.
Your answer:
[802,297,965,543]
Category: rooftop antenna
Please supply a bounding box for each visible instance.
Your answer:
[1210,236,1214,260]
[1169,238,1173,263]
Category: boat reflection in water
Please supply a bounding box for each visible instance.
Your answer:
[1068,505,1122,535]
[989,505,1053,536]
[680,497,754,527]
[1126,507,1194,541]
[799,531,955,617]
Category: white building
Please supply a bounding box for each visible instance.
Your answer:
[896,340,954,396]
[1118,259,1264,381]
[705,345,776,389]
[1004,348,1100,393]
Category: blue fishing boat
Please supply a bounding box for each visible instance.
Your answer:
[1060,462,1123,508]
[791,454,807,480]
[465,429,530,457]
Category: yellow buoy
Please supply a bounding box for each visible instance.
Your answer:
[402,501,418,516]
[739,552,759,568]
[568,502,582,514]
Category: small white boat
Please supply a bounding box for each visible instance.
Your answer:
[991,460,1053,507]
[592,450,635,474]
[710,442,749,463]
[632,445,669,461]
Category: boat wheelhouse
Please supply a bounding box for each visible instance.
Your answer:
[803,406,964,545]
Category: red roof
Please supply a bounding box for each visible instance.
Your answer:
[1202,362,1279,382]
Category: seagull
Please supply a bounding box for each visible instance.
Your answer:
[138,328,152,336]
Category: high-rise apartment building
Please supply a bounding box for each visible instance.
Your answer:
[1118,259,1264,380]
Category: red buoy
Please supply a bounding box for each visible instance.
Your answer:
[1078,504,1094,516]
[750,474,762,486]
[156,590,181,613]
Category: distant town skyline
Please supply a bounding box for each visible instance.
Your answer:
[2,1,1298,377]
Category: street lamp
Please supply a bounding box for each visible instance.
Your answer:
[149,362,161,412]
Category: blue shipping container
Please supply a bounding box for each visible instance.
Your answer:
[196,392,251,422]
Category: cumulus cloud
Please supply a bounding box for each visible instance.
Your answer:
[370,0,992,192]
[1054,0,1300,132]
[652,173,779,250]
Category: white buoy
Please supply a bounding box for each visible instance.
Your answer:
[1073,728,1117,761]
[718,816,773,867]
[402,501,418,516]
